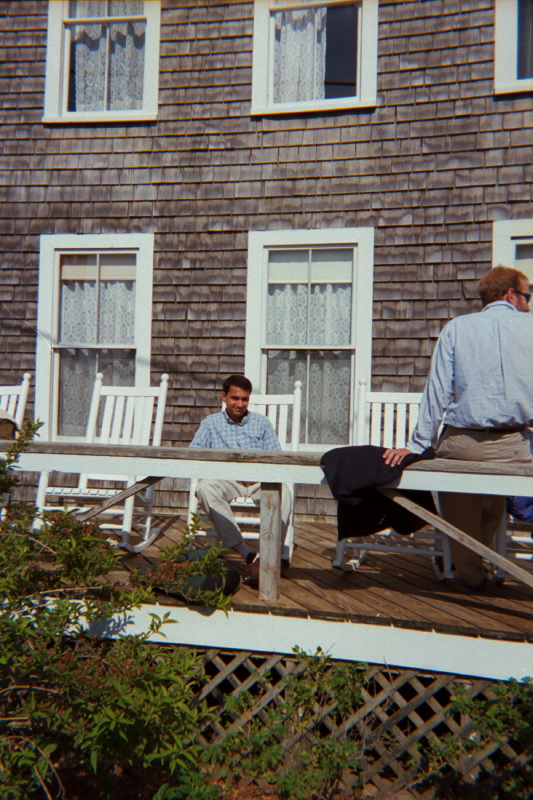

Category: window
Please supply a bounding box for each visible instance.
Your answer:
[251,0,378,115]
[495,0,533,94]
[493,220,533,289]
[36,234,154,439]
[246,228,374,450]
[43,0,160,123]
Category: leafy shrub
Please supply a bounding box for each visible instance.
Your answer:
[0,424,219,800]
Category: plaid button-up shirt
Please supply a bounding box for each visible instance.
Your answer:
[189,410,281,451]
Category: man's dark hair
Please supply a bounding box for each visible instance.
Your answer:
[222,374,252,394]
[478,265,529,307]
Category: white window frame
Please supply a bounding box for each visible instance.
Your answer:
[36,233,154,440]
[43,0,161,123]
[245,227,374,450]
[251,0,378,115]
[493,219,533,283]
[495,0,533,94]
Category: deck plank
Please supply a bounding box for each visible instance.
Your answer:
[113,514,533,642]
[295,523,533,636]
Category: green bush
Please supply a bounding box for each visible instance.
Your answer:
[0,424,219,800]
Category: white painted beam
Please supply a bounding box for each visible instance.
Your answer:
[88,605,533,683]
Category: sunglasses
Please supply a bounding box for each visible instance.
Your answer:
[514,289,532,303]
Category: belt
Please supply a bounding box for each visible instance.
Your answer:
[466,424,528,434]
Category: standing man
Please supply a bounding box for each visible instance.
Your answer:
[383,266,533,588]
[189,374,291,585]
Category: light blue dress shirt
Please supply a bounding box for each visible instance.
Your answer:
[190,410,282,451]
[408,301,533,453]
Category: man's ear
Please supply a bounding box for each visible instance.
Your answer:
[503,287,518,308]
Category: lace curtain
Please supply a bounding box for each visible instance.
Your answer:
[58,278,135,436]
[273,6,327,103]
[518,0,533,79]
[69,0,145,112]
[267,350,351,445]
[266,281,352,444]
[267,283,352,346]
[59,349,135,437]
[60,279,135,344]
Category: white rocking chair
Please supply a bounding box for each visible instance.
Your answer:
[333,380,454,579]
[34,372,169,552]
[187,382,302,563]
[0,372,31,432]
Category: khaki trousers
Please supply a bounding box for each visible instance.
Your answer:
[436,426,532,587]
[196,479,291,552]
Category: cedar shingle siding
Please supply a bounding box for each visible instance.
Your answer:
[1,1,532,517]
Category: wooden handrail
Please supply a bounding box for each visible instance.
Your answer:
[3,440,533,478]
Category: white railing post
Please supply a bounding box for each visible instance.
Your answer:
[354,379,368,446]
[292,380,302,451]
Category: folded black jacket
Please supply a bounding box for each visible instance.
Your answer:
[320,445,437,541]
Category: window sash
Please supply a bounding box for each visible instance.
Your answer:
[495,0,533,93]
[43,0,160,122]
[59,251,136,346]
[271,2,358,105]
[251,0,377,115]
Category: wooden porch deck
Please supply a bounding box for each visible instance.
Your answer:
[118,514,533,644]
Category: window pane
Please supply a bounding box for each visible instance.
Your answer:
[98,280,135,344]
[273,3,357,104]
[518,0,533,79]
[58,348,97,437]
[266,349,307,442]
[108,1,144,16]
[108,19,145,110]
[324,4,357,98]
[273,7,327,103]
[68,23,107,112]
[267,284,308,345]
[516,242,533,284]
[308,351,351,443]
[58,347,135,437]
[60,279,97,344]
[98,348,135,387]
[266,349,351,444]
[69,0,106,18]
[309,283,352,345]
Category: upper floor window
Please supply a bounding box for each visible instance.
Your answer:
[251,0,378,115]
[43,0,161,123]
[495,0,533,93]
[493,220,533,290]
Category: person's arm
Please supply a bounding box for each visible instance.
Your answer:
[383,325,455,466]
[189,417,213,448]
[261,418,282,451]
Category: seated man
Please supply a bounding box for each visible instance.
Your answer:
[189,374,291,585]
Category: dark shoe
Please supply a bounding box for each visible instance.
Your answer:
[467,570,487,591]
[242,554,260,588]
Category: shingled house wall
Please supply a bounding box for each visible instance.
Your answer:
[1,0,532,518]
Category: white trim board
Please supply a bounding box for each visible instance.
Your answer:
[88,605,533,682]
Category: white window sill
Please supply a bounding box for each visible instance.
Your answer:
[494,79,533,95]
[251,98,377,116]
[42,112,158,124]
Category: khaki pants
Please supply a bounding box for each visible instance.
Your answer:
[436,426,532,587]
[196,479,291,552]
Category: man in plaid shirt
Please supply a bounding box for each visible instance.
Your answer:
[190,374,291,585]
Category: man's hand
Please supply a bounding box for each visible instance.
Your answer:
[382,447,412,467]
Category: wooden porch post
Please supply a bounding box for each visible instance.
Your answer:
[259,482,282,602]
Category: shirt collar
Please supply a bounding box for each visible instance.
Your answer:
[482,300,518,313]
[223,409,250,427]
